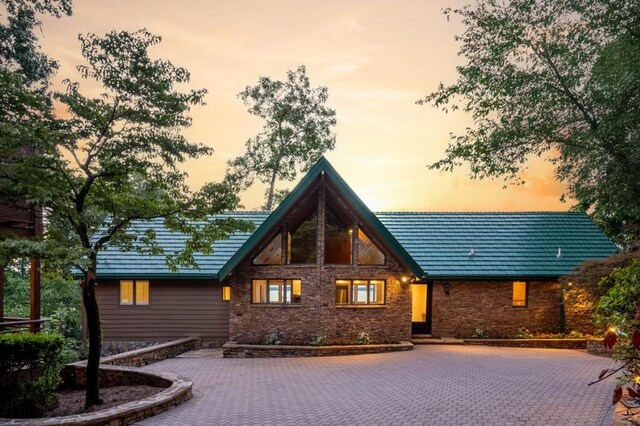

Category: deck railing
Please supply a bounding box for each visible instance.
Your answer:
[0,317,49,333]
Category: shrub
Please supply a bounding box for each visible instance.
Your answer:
[471,328,488,339]
[263,331,281,345]
[594,260,640,330]
[355,331,372,345]
[591,261,640,405]
[514,328,534,339]
[309,335,328,346]
[0,333,65,418]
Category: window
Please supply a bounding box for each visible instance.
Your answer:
[325,208,352,264]
[119,280,149,306]
[288,211,317,264]
[253,234,282,265]
[357,229,385,265]
[222,286,231,301]
[512,281,527,307]
[252,279,302,304]
[335,279,385,305]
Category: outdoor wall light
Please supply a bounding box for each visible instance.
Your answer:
[443,282,451,295]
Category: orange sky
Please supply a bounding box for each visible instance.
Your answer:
[38,0,569,212]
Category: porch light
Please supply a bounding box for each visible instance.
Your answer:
[401,276,409,284]
[443,282,451,295]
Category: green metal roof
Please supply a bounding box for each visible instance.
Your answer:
[93,159,617,281]
[94,211,616,280]
[377,212,617,279]
[217,157,425,280]
[93,212,267,279]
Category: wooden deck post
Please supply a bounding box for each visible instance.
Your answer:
[29,256,41,333]
[0,264,4,321]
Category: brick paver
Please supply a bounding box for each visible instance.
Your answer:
[138,346,616,425]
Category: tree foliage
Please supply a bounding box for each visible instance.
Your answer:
[419,0,640,247]
[0,5,252,407]
[227,65,337,210]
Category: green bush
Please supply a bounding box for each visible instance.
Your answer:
[594,259,640,330]
[0,333,64,418]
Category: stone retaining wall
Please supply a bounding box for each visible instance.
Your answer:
[73,337,200,369]
[463,338,587,349]
[3,366,192,425]
[586,338,614,357]
[223,341,413,358]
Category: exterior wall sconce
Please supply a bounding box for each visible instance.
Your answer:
[443,282,451,295]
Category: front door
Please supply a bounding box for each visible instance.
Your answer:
[411,283,431,335]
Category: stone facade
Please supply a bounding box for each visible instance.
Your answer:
[431,280,562,338]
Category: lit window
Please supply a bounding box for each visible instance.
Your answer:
[252,279,302,304]
[120,280,133,305]
[120,280,149,306]
[335,279,385,305]
[222,286,231,301]
[253,234,282,265]
[357,229,385,265]
[513,281,527,307]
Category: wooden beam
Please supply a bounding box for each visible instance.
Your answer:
[29,257,41,333]
[0,264,4,321]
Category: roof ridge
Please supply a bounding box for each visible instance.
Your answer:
[374,211,586,215]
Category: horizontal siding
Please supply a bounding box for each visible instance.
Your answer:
[96,279,229,343]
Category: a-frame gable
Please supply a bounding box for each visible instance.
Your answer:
[218,157,424,280]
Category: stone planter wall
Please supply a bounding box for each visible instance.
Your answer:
[463,338,587,349]
[587,338,614,357]
[223,341,413,358]
[3,365,192,426]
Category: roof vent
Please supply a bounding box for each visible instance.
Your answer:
[468,249,476,257]
[556,248,562,258]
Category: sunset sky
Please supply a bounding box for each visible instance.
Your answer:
[39,0,569,212]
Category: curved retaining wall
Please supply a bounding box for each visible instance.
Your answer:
[0,365,192,426]
[223,341,413,358]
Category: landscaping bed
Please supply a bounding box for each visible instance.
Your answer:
[44,385,161,418]
[463,338,587,349]
[223,341,413,358]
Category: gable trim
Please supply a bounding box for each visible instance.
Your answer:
[217,157,425,280]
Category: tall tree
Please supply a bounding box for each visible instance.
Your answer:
[419,0,640,247]
[0,27,252,407]
[227,65,337,210]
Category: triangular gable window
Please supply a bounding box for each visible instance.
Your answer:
[287,210,317,264]
[357,229,385,265]
[253,233,282,265]
[325,207,352,264]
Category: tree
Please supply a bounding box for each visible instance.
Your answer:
[227,65,337,210]
[419,0,640,247]
[0,26,252,408]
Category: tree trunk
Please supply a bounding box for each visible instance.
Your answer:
[82,268,103,408]
[266,169,278,211]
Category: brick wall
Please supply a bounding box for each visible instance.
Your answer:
[228,258,411,344]
[228,183,412,345]
[431,280,562,338]
[564,285,598,334]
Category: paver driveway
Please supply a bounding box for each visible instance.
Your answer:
[139,345,616,426]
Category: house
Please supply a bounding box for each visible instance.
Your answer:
[90,157,616,346]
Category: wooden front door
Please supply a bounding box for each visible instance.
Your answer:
[411,283,432,335]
